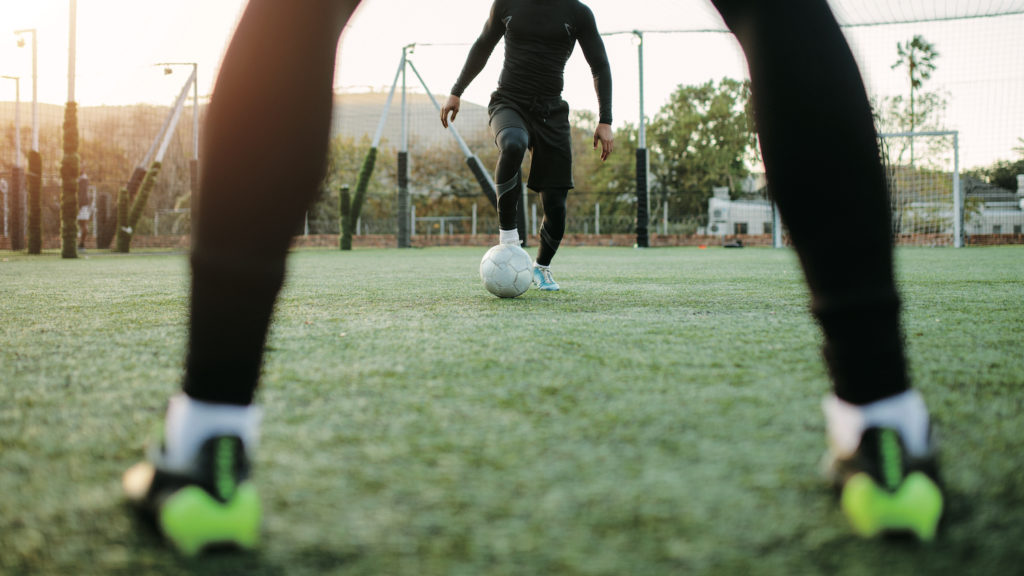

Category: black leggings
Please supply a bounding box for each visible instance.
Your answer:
[536,189,568,267]
[494,127,528,232]
[185,0,907,407]
[712,0,908,404]
[183,0,353,405]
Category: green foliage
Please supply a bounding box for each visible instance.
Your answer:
[313,135,395,235]
[340,147,378,250]
[114,187,130,253]
[964,150,1024,192]
[890,35,940,165]
[570,110,642,231]
[339,186,352,250]
[26,151,42,254]
[60,102,81,259]
[127,161,162,235]
[95,192,115,249]
[647,78,757,220]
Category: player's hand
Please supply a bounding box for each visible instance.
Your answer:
[441,95,461,128]
[594,123,614,162]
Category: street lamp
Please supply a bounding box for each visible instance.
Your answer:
[13,29,38,152]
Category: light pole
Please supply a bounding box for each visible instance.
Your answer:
[14,29,38,152]
[68,0,76,102]
[632,30,649,247]
[155,62,199,162]
[156,62,199,202]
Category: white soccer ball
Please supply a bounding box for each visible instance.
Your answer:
[479,243,533,298]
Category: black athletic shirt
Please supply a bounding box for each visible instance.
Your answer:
[450,0,612,125]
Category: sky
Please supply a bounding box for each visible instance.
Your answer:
[2,0,1022,169]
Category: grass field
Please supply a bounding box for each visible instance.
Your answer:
[1,245,1023,575]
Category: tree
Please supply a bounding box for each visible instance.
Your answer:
[570,110,640,233]
[964,139,1024,192]
[891,35,939,165]
[647,78,756,221]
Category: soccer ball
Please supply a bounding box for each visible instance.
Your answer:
[479,243,533,298]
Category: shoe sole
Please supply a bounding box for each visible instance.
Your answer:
[840,471,943,541]
[124,462,262,556]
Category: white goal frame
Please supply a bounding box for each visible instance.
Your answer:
[878,130,962,247]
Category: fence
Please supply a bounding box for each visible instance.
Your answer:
[3,3,1023,250]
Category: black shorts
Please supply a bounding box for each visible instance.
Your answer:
[488,91,574,191]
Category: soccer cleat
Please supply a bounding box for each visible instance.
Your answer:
[823,426,944,541]
[532,265,560,291]
[123,435,261,556]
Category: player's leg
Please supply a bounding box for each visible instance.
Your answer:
[490,110,530,246]
[123,0,361,555]
[710,0,942,540]
[533,188,567,291]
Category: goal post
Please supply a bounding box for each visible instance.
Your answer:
[878,130,962,247]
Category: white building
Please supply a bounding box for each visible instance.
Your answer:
[703,181,773,237]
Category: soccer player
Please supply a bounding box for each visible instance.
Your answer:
[76,172,92,249]
[440,0,615,291]
[710,0,943,540]
[123,0,941,556]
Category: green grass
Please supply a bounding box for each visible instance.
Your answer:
[1,245,1022,575]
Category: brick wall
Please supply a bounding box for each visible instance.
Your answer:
[2,232,1021,252]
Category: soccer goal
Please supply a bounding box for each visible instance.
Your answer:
[879,130,963,247]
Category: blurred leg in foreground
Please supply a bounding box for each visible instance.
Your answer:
[123,0,362,556]
[711,0,943,541]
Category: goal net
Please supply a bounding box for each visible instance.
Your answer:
[880,131,963,246]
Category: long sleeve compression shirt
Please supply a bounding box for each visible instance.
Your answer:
[450,0,612,125]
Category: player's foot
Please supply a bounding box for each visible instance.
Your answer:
[822,392,943,541]
[532,264,560,291]
[123,435,261,556]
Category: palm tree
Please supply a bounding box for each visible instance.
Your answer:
[891,35,939,166]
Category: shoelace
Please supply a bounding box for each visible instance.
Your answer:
[539,268,554,284]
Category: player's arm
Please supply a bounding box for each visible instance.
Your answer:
[575,3,614,160]
[441,0,505,128]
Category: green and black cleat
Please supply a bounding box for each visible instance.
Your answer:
[825,427,944,542]
[123,435,261,556]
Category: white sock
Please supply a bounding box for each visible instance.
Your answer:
[163,393,262,472]
[533,261,549,270]
[499,229,520,245]
[823,389,931,458]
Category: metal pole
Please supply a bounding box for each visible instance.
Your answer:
[953,132,962,248]
[373,58,405,148]
[401,47,408,155]
[192,64,199,161]
[68,0,76,102]
[397,46,411,247]
[633,31,649,248]
[771,201,782,248]
[595,202,600,235]
[154,62,199,160]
